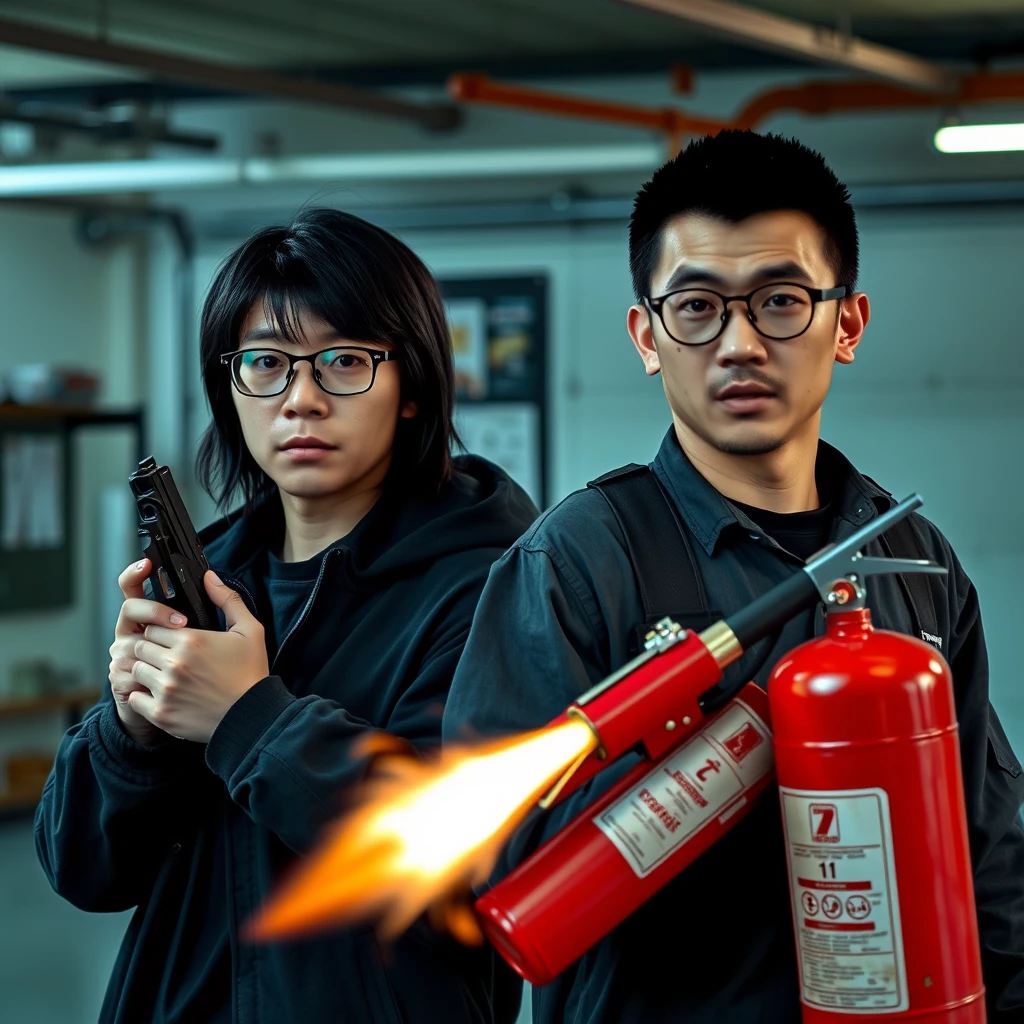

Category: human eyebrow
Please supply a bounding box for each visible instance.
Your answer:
[656,260,816,296]
[747,261,814,286]
[239,325,280,344]
[317,337,391,352]
[658,266,728,294]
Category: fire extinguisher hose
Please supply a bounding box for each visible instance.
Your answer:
[723,568,818,653]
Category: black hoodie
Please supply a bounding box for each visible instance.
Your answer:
[35,456,537,1024]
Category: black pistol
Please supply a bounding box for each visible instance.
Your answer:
[129,456,220,630]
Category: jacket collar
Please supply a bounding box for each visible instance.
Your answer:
[651,426,891,557]
[199,495,284,578]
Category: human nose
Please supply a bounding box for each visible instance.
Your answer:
[280,360,330,417]
[714,300,769,367]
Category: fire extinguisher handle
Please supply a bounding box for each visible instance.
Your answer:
[722,495,946,660]
[722,568,820,656]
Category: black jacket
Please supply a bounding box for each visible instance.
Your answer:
[36,456,537,1024]
[444,429,1024,1024]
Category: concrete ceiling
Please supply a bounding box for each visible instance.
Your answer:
[2,0,1024,93]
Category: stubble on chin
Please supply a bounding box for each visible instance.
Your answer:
[712,434,785,456]
[680,408,786,459]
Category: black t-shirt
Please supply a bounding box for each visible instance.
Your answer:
[261,548,328,660]
[730,499,834,562]
[256,513,375,660]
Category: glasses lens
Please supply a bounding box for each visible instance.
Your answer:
[315,349,374,395]
[659,290,727,345]
[234,350,290,395]
[749,284,814,339]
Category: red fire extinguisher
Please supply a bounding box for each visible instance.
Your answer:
[476,676,775,985]
[769,577,984,1022]
[476,496,984,1014]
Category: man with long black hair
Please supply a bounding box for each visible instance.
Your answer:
[446,132,1024,1022]
[37,209,535,1024]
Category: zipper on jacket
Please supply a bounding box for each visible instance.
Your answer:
[269,548,340,675]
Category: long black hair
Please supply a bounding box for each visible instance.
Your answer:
[196,209,459,511]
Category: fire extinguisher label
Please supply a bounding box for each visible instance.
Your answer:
[779,788,908,1013]
[593,699,773,878]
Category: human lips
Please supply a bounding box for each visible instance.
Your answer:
[714,381,778,414]
[278,436,337,461]
[280,436,334,450]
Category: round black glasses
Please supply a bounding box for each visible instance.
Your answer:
[220,346,399,398]
[646,283,847,346]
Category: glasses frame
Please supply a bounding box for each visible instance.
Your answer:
[645,283,848,346]
[220,345,400,398]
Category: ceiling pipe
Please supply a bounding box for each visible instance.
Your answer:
[617,0,957,94]
[0,15,460,131]
[448,69,1024,142]
[0,99,219,150]
[733,72,1024,128]
[450,74,723,139]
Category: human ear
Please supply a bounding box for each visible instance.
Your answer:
[628,304,661,376]
[400,400,418,420]
[835,292,870,366]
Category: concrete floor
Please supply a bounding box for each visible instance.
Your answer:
[0,817,130,1024]
[0,816,531,1023]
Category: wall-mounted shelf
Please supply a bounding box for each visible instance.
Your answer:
[0,688,101,820]
[0,403,146,613]
[0,688,101,720]
[0,403,146,463]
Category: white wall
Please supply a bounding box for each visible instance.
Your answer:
[0,207,142,1024]
[0,207,145,753]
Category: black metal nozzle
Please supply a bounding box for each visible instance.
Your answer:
[723,494,946,655]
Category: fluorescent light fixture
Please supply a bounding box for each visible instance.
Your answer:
[935,123,1024,153]
[0,159,241,195]
[0,143,665,197]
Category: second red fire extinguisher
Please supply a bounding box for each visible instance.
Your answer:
[770,576,984,1022]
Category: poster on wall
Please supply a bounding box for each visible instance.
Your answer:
[0,427,72,611]
[2,434,64,550]
[440,276,548,508]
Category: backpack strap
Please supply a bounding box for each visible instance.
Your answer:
[588,465,713,652]
[877,514,941,644]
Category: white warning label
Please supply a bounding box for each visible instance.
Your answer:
[780,787,908,1013]
[593,699,773,878]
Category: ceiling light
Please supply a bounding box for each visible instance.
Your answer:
[934,123,1024,153]
[0,144,665,197]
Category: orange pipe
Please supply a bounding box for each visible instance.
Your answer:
[448,69,1024,142]
[448,73,726,138]
[735,72,1024,129]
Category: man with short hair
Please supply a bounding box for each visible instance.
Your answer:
[444,131,1024,1022]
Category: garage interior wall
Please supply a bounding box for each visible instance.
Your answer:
[1,53,1024,1022]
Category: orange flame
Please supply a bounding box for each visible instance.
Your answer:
[247,720,596,944]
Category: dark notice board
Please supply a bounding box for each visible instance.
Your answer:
[0,423,72,612]
[439,275,548,508]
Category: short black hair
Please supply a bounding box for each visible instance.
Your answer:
[629,130,858,300]
[196,208,459,511]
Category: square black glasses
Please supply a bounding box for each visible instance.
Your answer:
[220,346,400,397]
[645,283,847,346]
